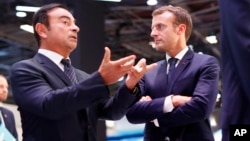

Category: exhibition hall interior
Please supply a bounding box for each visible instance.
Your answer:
[0,0,222,141]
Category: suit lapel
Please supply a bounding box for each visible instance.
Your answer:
[167,49,194,94]
[173,50,193,81]
[34,54,72,86]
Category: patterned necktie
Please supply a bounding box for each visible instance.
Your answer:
[61,59,77,84]
[61,59,88,139]
[167,58,178,83]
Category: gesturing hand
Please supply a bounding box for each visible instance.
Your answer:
[125,58,157,90]
[98,47,136,85]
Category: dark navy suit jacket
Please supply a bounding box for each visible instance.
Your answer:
[10,53,138,141]
[127,50,220,141]
[1,107,18,140]
[219,0,250,140]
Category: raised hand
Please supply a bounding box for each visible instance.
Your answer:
[125,58,157,90]
[98,47,136,85]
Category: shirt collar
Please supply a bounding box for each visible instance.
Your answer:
[38,49,70,71]
[166,47,188,61]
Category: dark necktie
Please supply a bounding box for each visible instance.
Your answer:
[61,59,77,84]
[61,59,88,140]
[167,58,178,83]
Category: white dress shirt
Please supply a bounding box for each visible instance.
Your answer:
[38,49,70,71]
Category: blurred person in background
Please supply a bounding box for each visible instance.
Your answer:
[219,0,250,140]
[0,74,18,140]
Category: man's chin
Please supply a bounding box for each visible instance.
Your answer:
[68,45,77,52]
[154,46,165,52]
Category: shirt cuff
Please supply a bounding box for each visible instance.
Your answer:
[152,95,174,127]
[163,95,174,113]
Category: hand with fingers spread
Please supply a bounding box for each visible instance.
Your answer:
[125,58,157,90]
[98,47,136,85]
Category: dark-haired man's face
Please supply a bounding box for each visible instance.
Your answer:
[42,7,80,56]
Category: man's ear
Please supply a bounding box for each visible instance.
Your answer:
[177,24,186,35]
[35,23,48,38]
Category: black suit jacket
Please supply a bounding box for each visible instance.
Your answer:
[127,50,220,141]
[219,0,250,140]
[10,53,138,141]
[1,106,18,140]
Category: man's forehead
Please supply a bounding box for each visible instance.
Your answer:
[48,7,73,18]
[0,77,7,85]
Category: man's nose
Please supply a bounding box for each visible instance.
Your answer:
[150,29,157,37]
[71,24,80,32]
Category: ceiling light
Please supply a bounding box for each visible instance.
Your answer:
[205,35,218,44]
[16,6,40,12]
[16,12,27,17]
[20,24,34,33]
[147,0,158,6]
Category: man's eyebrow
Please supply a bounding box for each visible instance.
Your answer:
[59,15,70,20]
[59,15,77,23]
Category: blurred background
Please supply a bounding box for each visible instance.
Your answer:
[0,0,221,141]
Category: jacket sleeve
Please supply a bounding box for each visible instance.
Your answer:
[158,56,220,127]
[126,97,166,124]
[126,61,167,124]
[97,83,139,120]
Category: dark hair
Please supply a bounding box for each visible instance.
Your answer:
[32,3,69,46]
[152,5,193,42]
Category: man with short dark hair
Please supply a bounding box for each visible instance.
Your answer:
[10,3,156,141]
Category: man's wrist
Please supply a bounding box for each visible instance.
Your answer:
[130,84,141,97]
[171,95,176,107]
